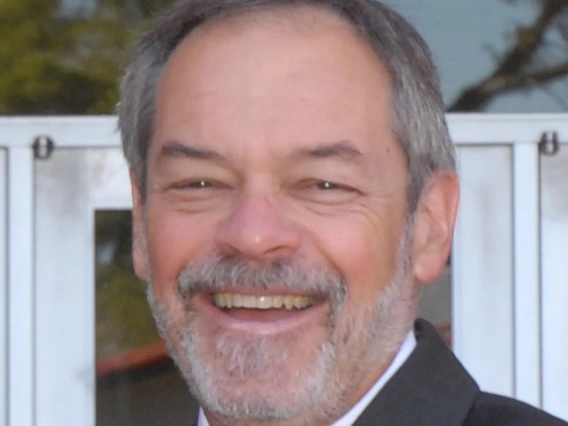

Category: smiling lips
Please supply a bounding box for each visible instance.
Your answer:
[213,293,315,310]
[196,292,326,334]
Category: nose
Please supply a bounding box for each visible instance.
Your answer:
[215,194,301,260]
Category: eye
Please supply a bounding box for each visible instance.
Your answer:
[171,179,226,191]
[293,179,360,201]
[187,180,212,189]
[305,179,355,192]
[314,181,343,191]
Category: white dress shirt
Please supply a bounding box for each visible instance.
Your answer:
[197,330,417,426]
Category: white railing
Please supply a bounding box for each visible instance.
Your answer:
[1,114,567,426]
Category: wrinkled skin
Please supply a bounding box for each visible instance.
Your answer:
[130,6,459,426]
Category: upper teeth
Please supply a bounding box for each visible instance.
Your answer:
[213,293,314,310]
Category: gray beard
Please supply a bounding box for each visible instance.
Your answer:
[145,220,417,426]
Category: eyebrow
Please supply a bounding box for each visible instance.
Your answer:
[289,140,364,164]
[158,139,364,165]
[158,141,227,162]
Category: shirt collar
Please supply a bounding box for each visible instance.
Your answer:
[330,330,416,426]
[197,330,417,426]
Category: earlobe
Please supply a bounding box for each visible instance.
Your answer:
[411,172,459,284]
[130,170,149,281]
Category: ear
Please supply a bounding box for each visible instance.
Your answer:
[411,171,459,284]
[130,169,149,281]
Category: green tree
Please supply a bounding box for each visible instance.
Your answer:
[0,0,173,114]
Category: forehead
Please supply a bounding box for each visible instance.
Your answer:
[152,5,394,157]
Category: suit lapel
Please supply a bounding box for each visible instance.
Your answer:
[353,319,479,426]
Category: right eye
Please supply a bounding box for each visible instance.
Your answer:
[171,179,227,191]
[182,180,213,189]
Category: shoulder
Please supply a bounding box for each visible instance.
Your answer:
[464,392,568,426]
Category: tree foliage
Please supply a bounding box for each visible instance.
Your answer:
[0,0,173,114]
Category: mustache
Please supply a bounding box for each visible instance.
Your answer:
[176,254,348,309]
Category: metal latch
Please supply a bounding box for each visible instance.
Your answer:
[539,131,560,156]
[33,135,55,160]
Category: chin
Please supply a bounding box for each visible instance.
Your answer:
[173,319,338,421]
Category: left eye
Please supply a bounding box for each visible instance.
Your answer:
[314,181,343,190]
[292,179,359,204]
[296,179,357,195]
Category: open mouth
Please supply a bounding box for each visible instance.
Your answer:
[194,291,327,334]
[213,293,315,310]
[198,292,325,331]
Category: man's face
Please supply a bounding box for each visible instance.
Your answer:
[133,6,424,425]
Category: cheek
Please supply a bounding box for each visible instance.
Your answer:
[145,200,219,298]
[306,214,402,308]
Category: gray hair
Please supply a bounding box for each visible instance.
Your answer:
[118,0,455,211]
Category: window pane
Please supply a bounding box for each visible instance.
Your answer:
[95,210,198,426]
[541,145,568,419]
[418,266,452,345]
[0,149,7,420]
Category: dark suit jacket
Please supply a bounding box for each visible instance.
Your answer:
[353,319,567,426]
[194,319,568,425]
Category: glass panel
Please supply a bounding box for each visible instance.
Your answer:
[34,148,94,425]
[418,266,452,345]
[95,210,155,360]
[540,145,568,420]
[95,210,198,426]
[453,145,515,395]
[0,149,7,421]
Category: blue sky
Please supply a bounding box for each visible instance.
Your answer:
[385,0,567,112]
